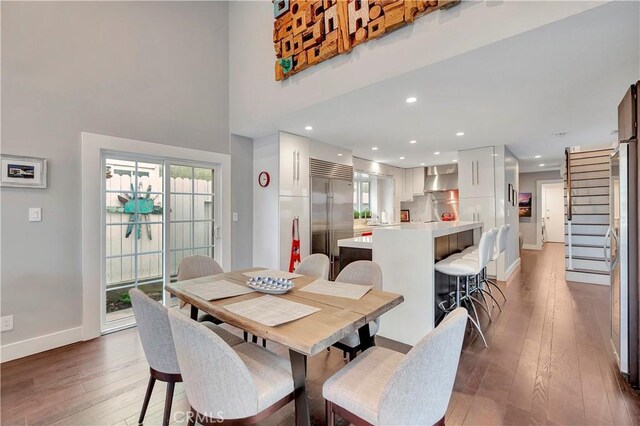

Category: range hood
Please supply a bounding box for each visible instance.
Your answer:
[423,164,458,192]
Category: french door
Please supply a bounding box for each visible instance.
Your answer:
[102,154,219,332]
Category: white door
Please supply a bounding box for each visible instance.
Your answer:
[543,184,565,243]
[279,132,310,197]
[458,147,495,198]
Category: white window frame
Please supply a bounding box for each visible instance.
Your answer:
[82,132,231,339]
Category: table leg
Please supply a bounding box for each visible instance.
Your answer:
[289,349,310,426]
[357,322,374,352]
[190,305,198,321]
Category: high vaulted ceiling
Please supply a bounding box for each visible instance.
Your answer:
[257,1,639,172]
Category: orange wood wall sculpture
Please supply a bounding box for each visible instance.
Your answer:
[273,0,460,81]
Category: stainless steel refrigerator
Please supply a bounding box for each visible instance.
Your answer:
[310,159,354,280]
[611,82,639,388]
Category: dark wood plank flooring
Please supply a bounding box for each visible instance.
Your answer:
[2,243,639,425]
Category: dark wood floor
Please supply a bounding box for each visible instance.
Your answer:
[2,243,640,425]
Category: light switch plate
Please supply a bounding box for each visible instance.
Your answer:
[29,208,42,222]
[232,212,239,222]
[1,315,13,332]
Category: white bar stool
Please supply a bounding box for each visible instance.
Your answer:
[434,228,498,348]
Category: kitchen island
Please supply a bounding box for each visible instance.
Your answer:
[338,221,483,345]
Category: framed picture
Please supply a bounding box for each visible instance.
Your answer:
[508,184,513,202]
[513,189,517,207]
[519,192,532,217]
[400,209,410,222]
[0,155,47,188]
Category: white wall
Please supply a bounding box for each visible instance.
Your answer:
[252,135,280,269]
[401,194,435,223]
[519,170,563,248]
[229,0,604,137]
[1,1,229,348]
[231,134,254,270]
[501,146,520,279]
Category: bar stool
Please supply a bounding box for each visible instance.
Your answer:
[434,228,498,348]
[457,224,510,305]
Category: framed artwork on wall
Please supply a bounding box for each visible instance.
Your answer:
[508,184,513,202]
[0,155,47,188]
[519,192,532,217]
[400,209,410,223]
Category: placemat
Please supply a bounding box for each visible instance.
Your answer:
[223,295,320,326]
[184,279,254,301]
[299,279,373,300]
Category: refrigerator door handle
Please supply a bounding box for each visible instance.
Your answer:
[611,227,620,269]
[604,226,612,271]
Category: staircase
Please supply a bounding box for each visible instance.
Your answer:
[564,147,613,285]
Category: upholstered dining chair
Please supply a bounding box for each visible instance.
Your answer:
[323,308,468,426]
[130,289,244,426]
[177,255,224,322]
[167,309,296,425]
[295,253,330,279]
[332,261,383,361]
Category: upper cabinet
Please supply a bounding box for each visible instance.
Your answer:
[279,132,310,197]
[412,167,425,195]
[402,168,414,202]
[458,146,495,198]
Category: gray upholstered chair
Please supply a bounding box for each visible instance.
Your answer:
[323,308,468,426]
[295,253,330,280]
[332,261,383,361]
[167,309,295,425]
[177,255,224,323]
[130,289,244,426]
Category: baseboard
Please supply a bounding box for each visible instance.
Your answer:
[522,243,542,250]
[504,258,521,281]
[0,326,83,363]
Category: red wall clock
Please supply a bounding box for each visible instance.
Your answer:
[258,171,270,187]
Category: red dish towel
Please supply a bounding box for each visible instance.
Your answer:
[289,218,301,273]
[362,232,373,236]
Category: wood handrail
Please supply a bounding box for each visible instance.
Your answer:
[565,148,572,221]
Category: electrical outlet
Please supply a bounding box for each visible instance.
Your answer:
[1,315,13,332]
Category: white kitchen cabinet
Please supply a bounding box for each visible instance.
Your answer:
[402,168,414,202]
[279,132,310,197]
[412,167,425,195]
[278,196,311,272]
[458,146,495,198]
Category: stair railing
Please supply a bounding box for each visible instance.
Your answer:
[565,147,573,270]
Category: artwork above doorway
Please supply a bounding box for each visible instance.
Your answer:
[273,0,460,80]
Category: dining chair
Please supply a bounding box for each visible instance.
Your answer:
[130,289,244,426]
[332,261,383,361]
[323,308,468,426]
[295,253,330,279]
[177,255,224,323]
[167,309,296,425]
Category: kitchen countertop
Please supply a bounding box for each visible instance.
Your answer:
[353,222,401,231]
[339,221,481,249]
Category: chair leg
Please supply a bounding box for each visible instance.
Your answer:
[349,348,357,362]
[480,288,503,313]
[243,331,248,341]
[262,338,267,348]
[468,295,492,323]
[325,400,335,426]
[466,312,488,348]
[162,381,175,426]
[138,375,156,425]
[252,334,258,344]
[487,279,507,302]
[343,350,348,359]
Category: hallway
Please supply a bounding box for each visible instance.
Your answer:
[1,244,639,425]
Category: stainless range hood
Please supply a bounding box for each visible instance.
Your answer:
[424,164,458,192]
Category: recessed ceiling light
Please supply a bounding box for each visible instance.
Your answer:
[371,147,378,151]
[406,96,417,103]
[420,163,425,166]
[453,159,458,162]
[337,153,343,156]
[399,156,405,160]
[409,140,417,144]
[305,125,313,131]
[456,132,465,137]
[539,163,545,167]
[434,151,440,155]
[534,155,541,159]
[553,132,567,137]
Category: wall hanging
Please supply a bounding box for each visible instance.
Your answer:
[0,155,47,188]
[273,0,460,80]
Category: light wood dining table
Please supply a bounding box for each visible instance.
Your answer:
[166,267,404,426]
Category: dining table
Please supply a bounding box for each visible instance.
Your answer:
[166,267,404,426]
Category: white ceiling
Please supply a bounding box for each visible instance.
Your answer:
[253,1,638,173]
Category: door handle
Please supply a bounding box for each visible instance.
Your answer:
[475,161,479,186]
[296,151,300,183]
[293,151,297,183]
[604,226,611,270]
[471,161,475,186]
